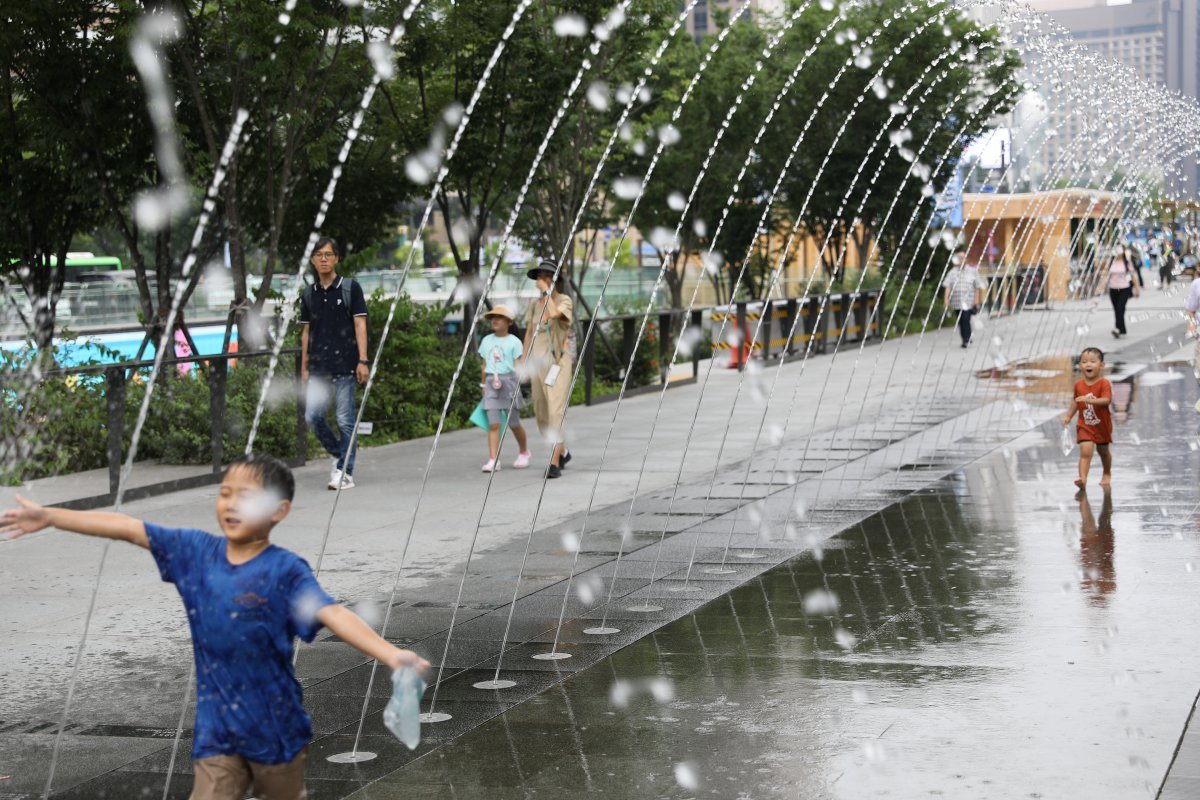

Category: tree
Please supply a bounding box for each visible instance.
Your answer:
[0,2,124,353]
[611,9,793,308]
[512,0,676,294]
[380,0,672,330]
[762,0,1022,286]
[145,0,415,349]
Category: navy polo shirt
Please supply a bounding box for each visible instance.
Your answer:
[300,276,368,376]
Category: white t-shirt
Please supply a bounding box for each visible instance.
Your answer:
[1184,277,1200,314]
[942,267,987,311]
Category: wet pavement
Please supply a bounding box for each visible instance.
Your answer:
[3,301,1198,799]
[343,363,1200,799]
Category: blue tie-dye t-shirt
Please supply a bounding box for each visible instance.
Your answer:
[146,524,335,764]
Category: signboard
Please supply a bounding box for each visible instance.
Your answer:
[963,128,1011,171]
[933,164,964,229]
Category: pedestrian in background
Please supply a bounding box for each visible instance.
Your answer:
[941,250,986,348]
[1183,264,1200,404]
[524,261,574,479]
[478,305,532,473]
[1105,244,1141,339]
[300,236,369,490]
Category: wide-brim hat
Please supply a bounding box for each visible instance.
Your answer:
[526,259,559,281]
[483,304,515,321]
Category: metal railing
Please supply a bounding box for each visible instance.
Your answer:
[709,290,887,367]
[575,290,886,403]
[0,349,306,509]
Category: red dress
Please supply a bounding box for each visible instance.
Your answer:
[1074,378,1113,444]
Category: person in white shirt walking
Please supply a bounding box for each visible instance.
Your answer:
[941,251,987,348]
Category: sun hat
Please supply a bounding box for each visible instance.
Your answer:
[526,259,558,281]
[483,304,515,321]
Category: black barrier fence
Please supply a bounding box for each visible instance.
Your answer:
[1,349,306,509]
[708,290,886,370]
[982,267,1046,312]
[577,309,705,406]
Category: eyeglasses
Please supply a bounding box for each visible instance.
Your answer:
[313,252,337,260]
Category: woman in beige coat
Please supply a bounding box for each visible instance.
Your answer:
[524,261,574,479]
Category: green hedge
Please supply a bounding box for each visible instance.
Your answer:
[0,293,479,484]
[1,343,302,485]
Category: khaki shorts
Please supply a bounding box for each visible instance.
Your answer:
[191,747,307,800]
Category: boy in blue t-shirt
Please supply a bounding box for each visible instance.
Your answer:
[1,453,428,800]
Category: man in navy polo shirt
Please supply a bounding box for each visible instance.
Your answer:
[300,236,369,490]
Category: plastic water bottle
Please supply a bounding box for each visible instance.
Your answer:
[383,665,426,749]
[1060,425,1074,457]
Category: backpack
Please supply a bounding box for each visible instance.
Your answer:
[303,278,356,322]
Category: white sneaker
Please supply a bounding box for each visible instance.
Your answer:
[482,458,498,473]
[330,459,341,482]
[328,473,355,490]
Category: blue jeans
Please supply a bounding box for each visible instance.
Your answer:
[305,374,357,474]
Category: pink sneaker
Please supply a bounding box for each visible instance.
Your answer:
[482,458,499,473]
[513,451,532,469]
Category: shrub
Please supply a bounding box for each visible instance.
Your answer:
[356,291,479,443]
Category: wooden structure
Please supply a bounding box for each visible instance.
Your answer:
[960,189,1124,301]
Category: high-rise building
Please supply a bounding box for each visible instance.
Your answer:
[1026,0,1200,196]
[682,0,785,41]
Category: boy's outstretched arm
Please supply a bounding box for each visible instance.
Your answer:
[1,495,147,547]
[318,604,431,676]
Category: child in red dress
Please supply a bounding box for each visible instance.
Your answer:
[1061,347,1113,489]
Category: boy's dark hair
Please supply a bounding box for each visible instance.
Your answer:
[313,236,339,258]
[1081,346,1104,361]
[228,453,296,501]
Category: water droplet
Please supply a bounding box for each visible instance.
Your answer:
[834,628,857,650]
[442,103,465,128]
[657,123,681,146]
[862,740,887,764]
[586,81,610,111]
[354,599,382,628]
[649,678,675,703]
[804,589,840,615]
[553,13,588,37]
[613,176,642,200]
[703,252,724,275]
[674,762,700,791]
[667,191,686,212]
[610,679,633,708]
[649,227,677,253]
[367,40,395,79]
[561,531,580,553]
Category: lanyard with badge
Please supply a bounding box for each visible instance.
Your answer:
[534,300,563,387]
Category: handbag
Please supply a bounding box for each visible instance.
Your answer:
[469,402,507,430]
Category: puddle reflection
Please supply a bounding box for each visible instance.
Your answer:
[1076,489,1116,606]
[976,355,1143,423]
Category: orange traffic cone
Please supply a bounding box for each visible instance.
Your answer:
[727,323,752,369]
